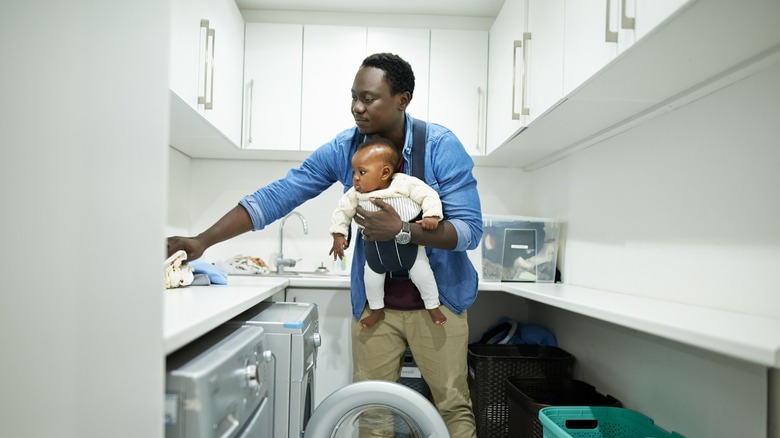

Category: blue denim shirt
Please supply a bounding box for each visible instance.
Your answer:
[239,114,483,319]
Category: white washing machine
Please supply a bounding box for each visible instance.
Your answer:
[231,302,320,438]
[304,380,450,437]
[165,325,275,438]
[168,308,450,437]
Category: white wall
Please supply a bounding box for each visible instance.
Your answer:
[168,149,532,273]
[530,60,780,319]
[520,55,780,437]
[2,3,167,437]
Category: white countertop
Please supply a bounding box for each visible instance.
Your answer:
[164,276,780,367]
[163,274,350,354]
[163,277,287,354]
[501,283,780,368]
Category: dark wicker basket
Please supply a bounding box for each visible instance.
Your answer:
[468,344,575,438]
[506,378,621,438]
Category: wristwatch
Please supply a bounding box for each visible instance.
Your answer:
[394,221,412,244]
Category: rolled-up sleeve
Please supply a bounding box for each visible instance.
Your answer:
[238,133,353,230]
[425,129,483,251]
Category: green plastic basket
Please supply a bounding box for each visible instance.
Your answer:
[539,407,684,438]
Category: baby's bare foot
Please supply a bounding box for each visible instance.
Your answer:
[360,309,385,328]
[428,307,447,325]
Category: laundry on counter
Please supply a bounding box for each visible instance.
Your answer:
[164,250,194,289]
[214,254,271,275]
[190,273,212,286]
[189,259,229,285]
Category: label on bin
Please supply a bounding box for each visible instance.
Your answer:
[401,366,422,379]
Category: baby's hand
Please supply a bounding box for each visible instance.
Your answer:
[417,217,440,231]
[329,234,348,260]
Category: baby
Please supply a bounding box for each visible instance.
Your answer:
[329,137,446,328]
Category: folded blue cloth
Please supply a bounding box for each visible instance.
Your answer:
[189,259,229,285]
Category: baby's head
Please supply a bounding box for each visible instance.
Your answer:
[351,138,400,193]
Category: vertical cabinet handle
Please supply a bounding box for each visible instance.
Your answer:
[245,79,254,146]
[198,20,210,106]
[520,32,531,117]
[511,33,532,120]
[621,0,636,30]
[511,39,523,120]
[475,86,483,154]
[205,26,216,110]
[605,0,618,42]
[198,19,215,110]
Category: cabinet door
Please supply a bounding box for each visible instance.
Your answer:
[486,0,528,154]
[243,23,303,150]
[169,0,207,108]
[366,28,431,122]
[563,0,619,95]
[169,0,243,145]
[634,0,690,40]
[429,29,488,156]
[200,0,244,145]
[286,288,353,407]
[301,25,367,151]
[527,0,565,122]
[607,0,689,54]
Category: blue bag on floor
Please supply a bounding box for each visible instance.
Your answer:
[479,317,557,346]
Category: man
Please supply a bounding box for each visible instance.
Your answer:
[167,52,482,437]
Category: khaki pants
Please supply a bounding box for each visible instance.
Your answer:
[351,306,477,438]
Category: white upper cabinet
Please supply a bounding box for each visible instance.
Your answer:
[481,0,779,169]
[563,0,620,95]
[366,28,431,123]
[243,23,303,151]
[300,25,367,151]
[429,29,489,156]
[613,0,691,52]
[170,0,207,109]
[486,0,565,154]
[486,0,528,154]
[564,0,689,96]
[169,0,244,145]
[526,0,565,122]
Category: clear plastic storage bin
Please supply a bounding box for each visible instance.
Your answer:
[481,215,562,283]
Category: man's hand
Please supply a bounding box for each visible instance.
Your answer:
[166,236,206,261]
[354,198,402,241]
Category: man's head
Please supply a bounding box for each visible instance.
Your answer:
[361,53,415,102]
[351,53,415,137]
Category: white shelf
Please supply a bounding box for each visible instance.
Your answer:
[499,282,780,367]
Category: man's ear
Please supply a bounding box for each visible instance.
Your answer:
[397,91,411,111]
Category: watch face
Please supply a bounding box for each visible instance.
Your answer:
[396,232,411,245]
[395,222,411,244]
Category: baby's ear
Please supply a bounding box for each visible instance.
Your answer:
[381,165,393,180]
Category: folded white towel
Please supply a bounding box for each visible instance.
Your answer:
[164,250,194,289]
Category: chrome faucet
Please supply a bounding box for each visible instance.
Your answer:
[277,211,308,274]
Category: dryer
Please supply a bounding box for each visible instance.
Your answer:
[232,301,320,438]
[165,325,275,438]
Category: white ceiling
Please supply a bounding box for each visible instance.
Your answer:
[234,0,505,18]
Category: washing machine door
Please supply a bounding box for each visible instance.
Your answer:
[304,381,449,438]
